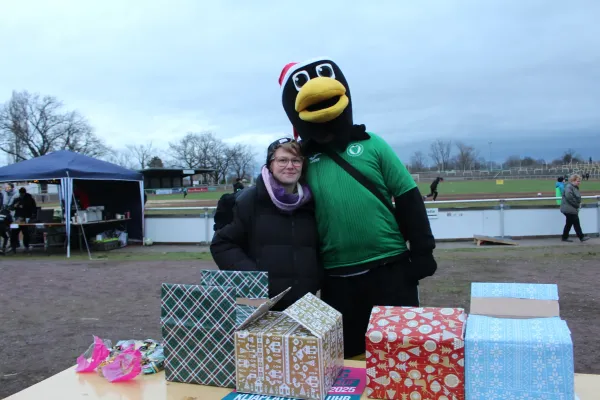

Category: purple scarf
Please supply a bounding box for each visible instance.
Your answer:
[261,166,312,212]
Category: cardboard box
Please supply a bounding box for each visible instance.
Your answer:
[161,271,269,388]
[466,283,574,400]
[234,288,344,400]
[365,306,466,400]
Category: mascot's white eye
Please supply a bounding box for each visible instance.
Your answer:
[316,63,335,79]
[292,71,310,91]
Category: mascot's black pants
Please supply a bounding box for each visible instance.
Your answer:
[321,256,419,358]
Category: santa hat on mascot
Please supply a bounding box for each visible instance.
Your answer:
[278,62,300,141]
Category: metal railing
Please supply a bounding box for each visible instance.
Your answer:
[144,196,600,242]
[422,195,599,205]
[144,195,600,211]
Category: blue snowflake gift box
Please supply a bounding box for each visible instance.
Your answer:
[465,283,575,400]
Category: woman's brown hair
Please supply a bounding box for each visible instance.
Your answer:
[271,141,307,179]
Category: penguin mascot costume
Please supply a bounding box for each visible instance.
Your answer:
[278,58,437,358]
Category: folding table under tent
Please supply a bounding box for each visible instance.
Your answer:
[0,150,144,257]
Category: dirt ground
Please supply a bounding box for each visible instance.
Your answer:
[1,245,599,398]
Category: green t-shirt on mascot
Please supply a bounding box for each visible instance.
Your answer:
[278,58,438,358]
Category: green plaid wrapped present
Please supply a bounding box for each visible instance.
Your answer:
[161,283,237,387]
[200,270,268,299]
[200,270,269,327]
[160,271,269,388]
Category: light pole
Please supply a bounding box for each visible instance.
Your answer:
[488,141,492,171]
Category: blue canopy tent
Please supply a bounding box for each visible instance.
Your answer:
[0,150,144,257]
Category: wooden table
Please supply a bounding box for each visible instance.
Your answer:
[8,222,66,252]
[9,219,131,253]
[5,360,598,400]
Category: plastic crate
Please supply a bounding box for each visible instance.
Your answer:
[94,239,120,252]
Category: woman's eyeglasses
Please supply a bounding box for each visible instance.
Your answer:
[272,157,304,168]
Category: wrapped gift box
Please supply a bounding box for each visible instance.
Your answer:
[235,288,344,400]
[161,283,237,387]
[365,306,467,400]
[466,283,574,400]
[160,271,269,388]
[200,270,269,326]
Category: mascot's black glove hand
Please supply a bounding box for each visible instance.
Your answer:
[394,187,438,282]
[408,252,438,282]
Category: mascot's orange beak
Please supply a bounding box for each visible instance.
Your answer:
[295,77,349,123]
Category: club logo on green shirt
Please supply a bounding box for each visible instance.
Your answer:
[346,143,364,157]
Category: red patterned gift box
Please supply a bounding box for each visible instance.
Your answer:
[365,306,466,400]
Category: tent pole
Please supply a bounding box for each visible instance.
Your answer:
[140,181,145,239]
[69,177,93,260]
[62,177,71,258]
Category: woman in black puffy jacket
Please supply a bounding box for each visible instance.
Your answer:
[210,138,322,311]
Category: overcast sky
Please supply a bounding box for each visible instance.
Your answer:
[2,0,599,163]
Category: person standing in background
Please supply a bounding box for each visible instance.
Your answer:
[555,176,565,205]
[0,207,11,253]
[10,187,37,252]
[2,183,17,210]
[233,178,245,193]
[560,174,589,243]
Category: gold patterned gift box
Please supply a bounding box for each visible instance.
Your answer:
[234,288,344,400]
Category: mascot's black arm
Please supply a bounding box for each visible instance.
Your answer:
[375,134,437,280]
[394,187,438,280]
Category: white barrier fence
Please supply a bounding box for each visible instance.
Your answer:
[144,196,600,244]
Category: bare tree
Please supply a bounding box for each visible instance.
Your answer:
[229,144,256,179]
[148,156,164,168]
[409,151,428,171]
[454,142,479,171]
[521,156,536,167]
[127,142,154,169]
[0,90,108,162]
[168,132,202,168]
[562,149,582,164]
[473,157,487,170]
[209,140,233,183]
[105,149,136,169]
[169,132,236,183]
[504,155,522,168]
[429,139,452,171]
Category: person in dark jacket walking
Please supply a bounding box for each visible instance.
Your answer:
[424,177,444,201]
[210,138,321,311]
[10,187,37,252]
[560,174,589,243]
